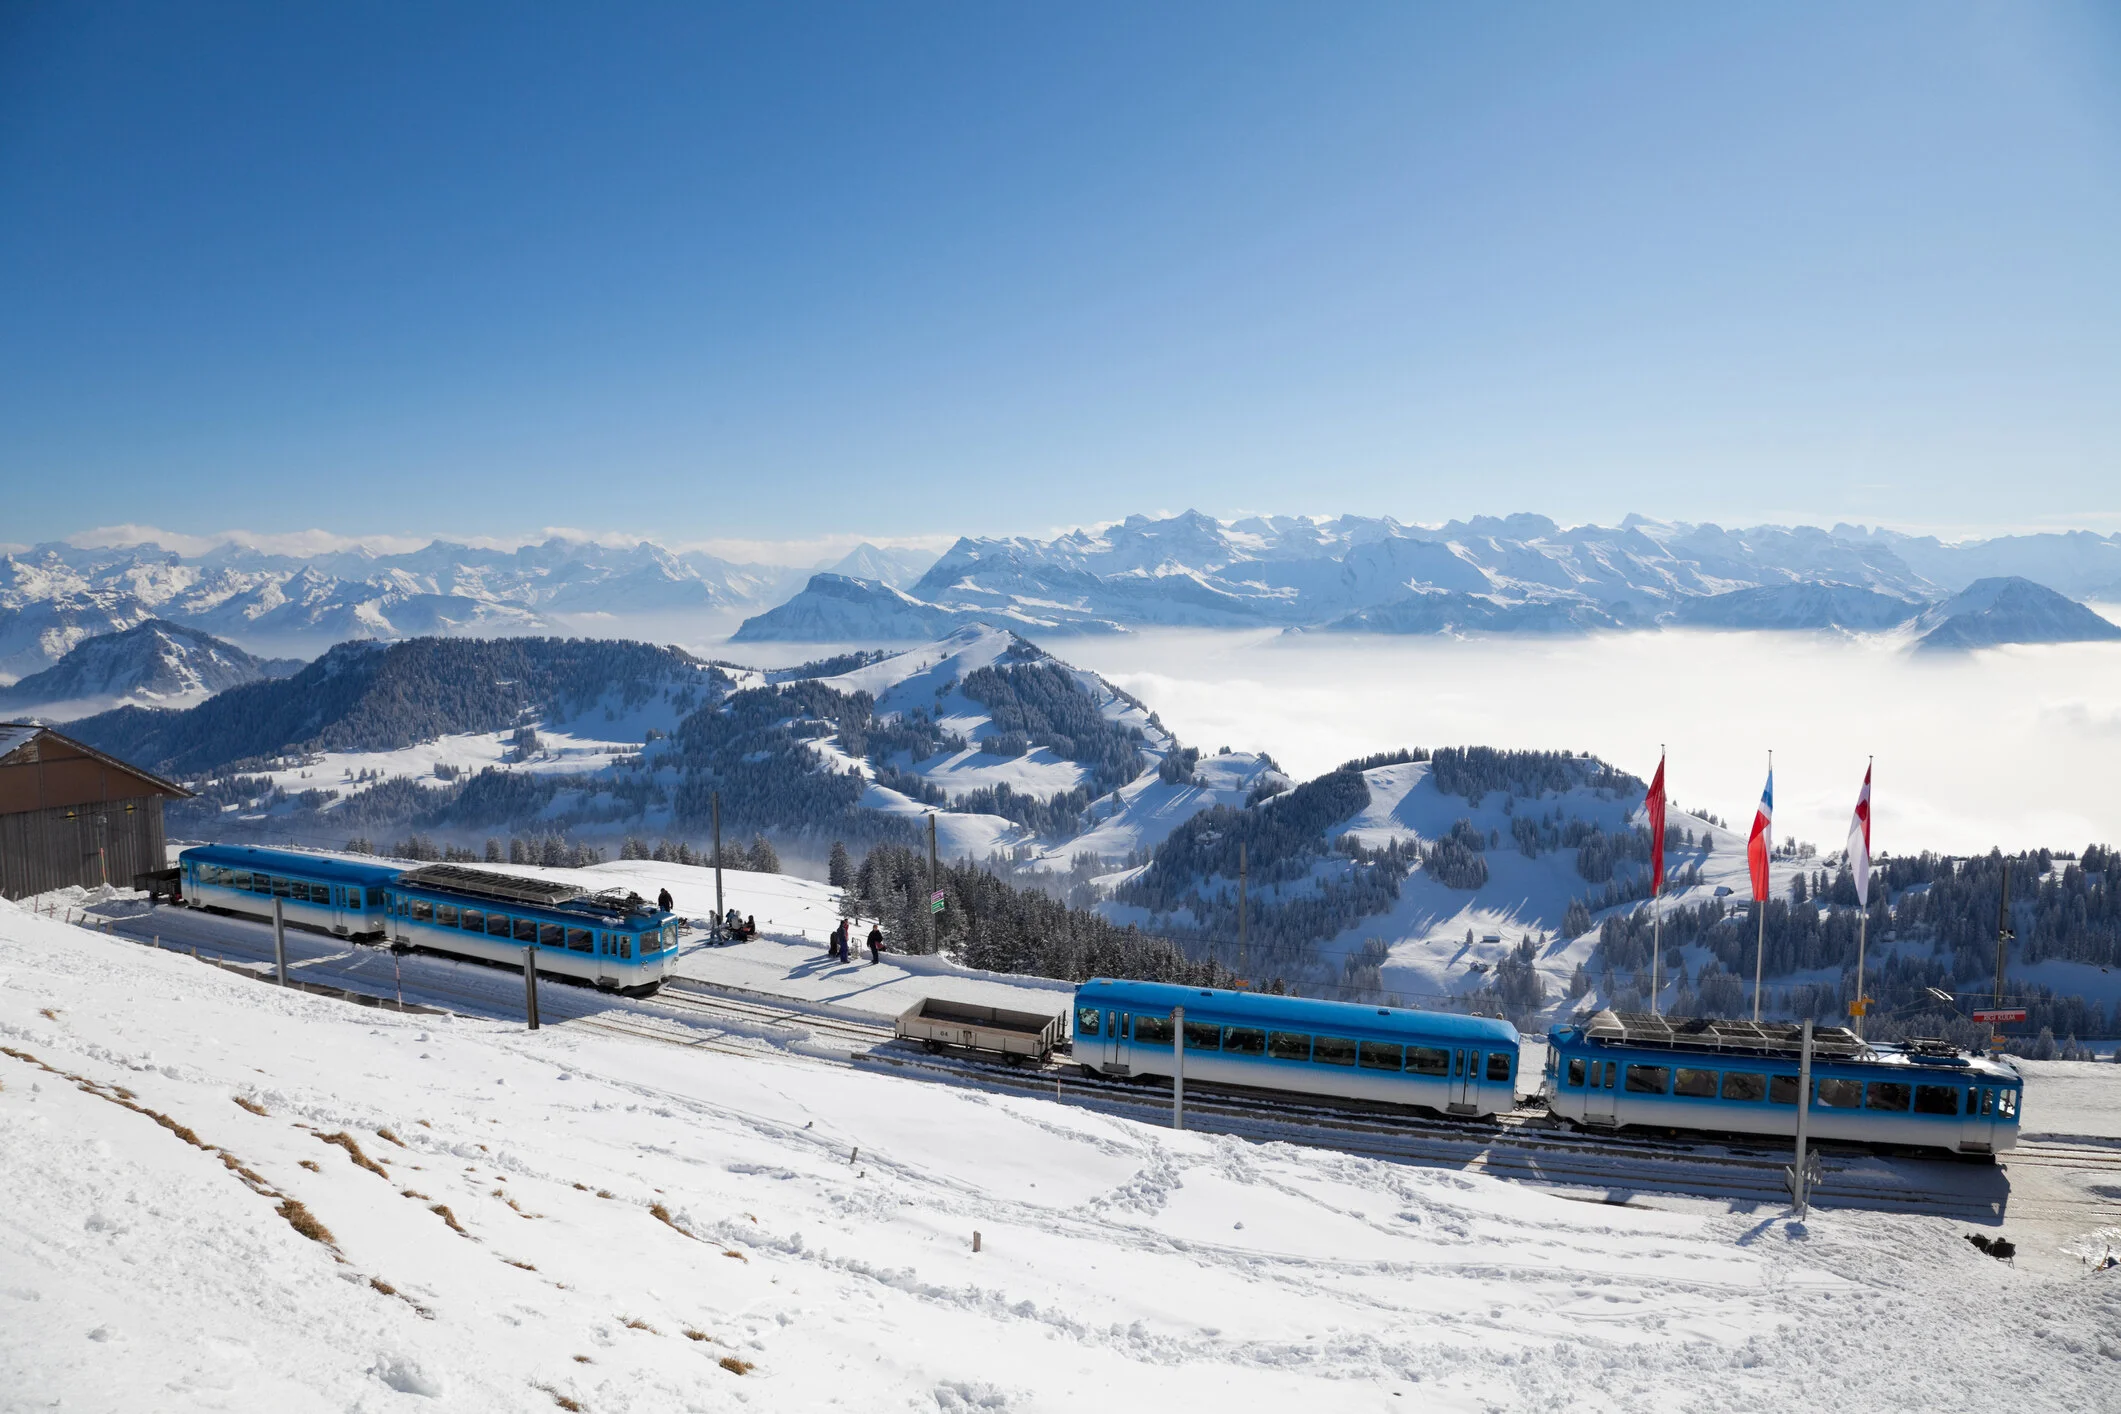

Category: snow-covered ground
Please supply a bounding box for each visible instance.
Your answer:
[6,907,2121,1411]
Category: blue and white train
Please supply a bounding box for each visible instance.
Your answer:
[178,844,681,994]
[1072,978,1524,1117]
[1544,1010,2023,1156]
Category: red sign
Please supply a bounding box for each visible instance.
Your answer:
[1971,1008,2027,1023]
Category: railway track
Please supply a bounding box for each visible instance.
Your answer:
[75,904,2111,1221]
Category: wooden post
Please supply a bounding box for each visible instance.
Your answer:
[712,790,724,939]
[524,945,541,1030]
[272,898,288,986]
[1172,1004,1185,1131]
[927,812,939,952]
[1237,842,1247,986]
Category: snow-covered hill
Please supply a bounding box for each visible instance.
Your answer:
[1910,576,2121,651]
[4,900,2114,1410]
[0,619,300,719]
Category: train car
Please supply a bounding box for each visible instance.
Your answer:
[384,862,680,995]
[1543,1010,2023,1156]
[181,843,397,939]
[1073,978,1523,1117]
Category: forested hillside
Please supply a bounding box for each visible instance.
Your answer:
[72,637,722,776]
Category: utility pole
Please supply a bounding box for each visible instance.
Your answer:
[712,790,724,939]
[928,812,940,951]
[524,945,541,1030]
[1786,1019,1817,1216]
[1237,841,1247,986]
[1993,861,2013,1009]
[1172,1005,1185,1131]
[272,897,288,987]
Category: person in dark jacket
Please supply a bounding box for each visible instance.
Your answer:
[867,922,884,965]
[657,887,674,913]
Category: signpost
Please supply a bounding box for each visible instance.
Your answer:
[1783,1019,1820,1216]
[930,890,945,915]
[1971,1008,2027,1024]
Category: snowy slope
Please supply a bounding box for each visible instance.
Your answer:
[1910,576,2121,651]
[5,905,2118,1411]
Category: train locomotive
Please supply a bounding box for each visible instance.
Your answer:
[178,843,680,994]
[1073,978,1523,1117]
[1544,1010,2023,1156]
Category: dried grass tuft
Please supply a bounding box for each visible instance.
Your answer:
[504,1258,537,1271]
[430,1204,467,1235]
[318,1131,388,1177]
[722,1250,748,1262]
[39,1007,58,1021]
[648,1202,696,1239]
[718,1356,755,1376]
[276,1199,336,1247]
[299,1159,321,1172]
[375,1126,406,1147]
[622,1316,657,1333]
[532,1384,584,1412]
[682,1328,713,1343]
[232,1095,268,1117]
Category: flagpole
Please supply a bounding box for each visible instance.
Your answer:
[1650,743,1663,1017]
[1853,755,1871,1040]
[1753,749,1770,1023]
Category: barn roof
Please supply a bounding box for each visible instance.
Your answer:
[0,722,192,807]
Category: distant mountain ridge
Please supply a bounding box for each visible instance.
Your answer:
[737,511,2121,647]
[0,619,299,719]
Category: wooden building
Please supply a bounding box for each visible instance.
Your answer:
[0,723,191,900]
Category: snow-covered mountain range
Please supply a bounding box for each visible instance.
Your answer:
[738,512,2121,644]
[10,516,2118,683]
[0,538,934,681]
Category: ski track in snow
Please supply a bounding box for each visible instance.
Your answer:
[3,904,2117,1412]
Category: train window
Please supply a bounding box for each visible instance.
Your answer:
[232,871,251,890]
[505,917,530,942]
[1359,1041,1404,1072]
[1076,1007,1101,1038]
[366,886,386,908]
[459,909,482,932]
[619,936,633,960]
[1184,1020,1221,1052]
[483,913,508,936]
[1565,1057,1586,1088]
[663,922,679,951]
[1865,1081,1912,1112]
[1312,1035,1357,1067]
[1815,1078,1864,1109]
[1977,1087,1992,1116]
[1914,1085,1960,1116]
[1768,1074,1800,1105]
[408,900,430,922]
[567,928,593,953]
[1134,1015,1174,1046]
[1998,1089,2018,1119]
[1486,1052,1513,1083]
[539,924,563,948]
[1620,1059,1671,1093]
[1674,1068,1717,1098]
[1266,1031,1311,1062]
[1407,1046,1449,1076]
[1722,1072,1767,1102]
[1222,1027,1265,1056]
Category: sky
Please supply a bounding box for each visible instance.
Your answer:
[3,1,2118,550]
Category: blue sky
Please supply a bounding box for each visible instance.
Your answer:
[3,1,2117,553]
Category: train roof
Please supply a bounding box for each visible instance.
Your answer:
[1078,977,1520,1044]
[1558,1010,1868,1060]
[392,863,673,929]
[180,843,402,888]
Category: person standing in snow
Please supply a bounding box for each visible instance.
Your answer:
[657,887,674,914]
[867,922,883,965]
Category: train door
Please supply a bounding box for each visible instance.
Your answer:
[1583,1058,1619,1125]
[1961,1083,1996,1152]
[1449,1048,1479,1113]
[329,883,350,936]
[595,931,620,990]
[1113,1013,1133,1075]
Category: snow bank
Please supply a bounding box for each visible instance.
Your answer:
[4,909,2118,1411]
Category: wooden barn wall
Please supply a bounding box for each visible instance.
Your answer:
[0,796,169,900]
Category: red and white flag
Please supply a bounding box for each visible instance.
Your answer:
[1645,753,1667,896]
[1846,762,1873,906]
[1746,766,1774,902]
